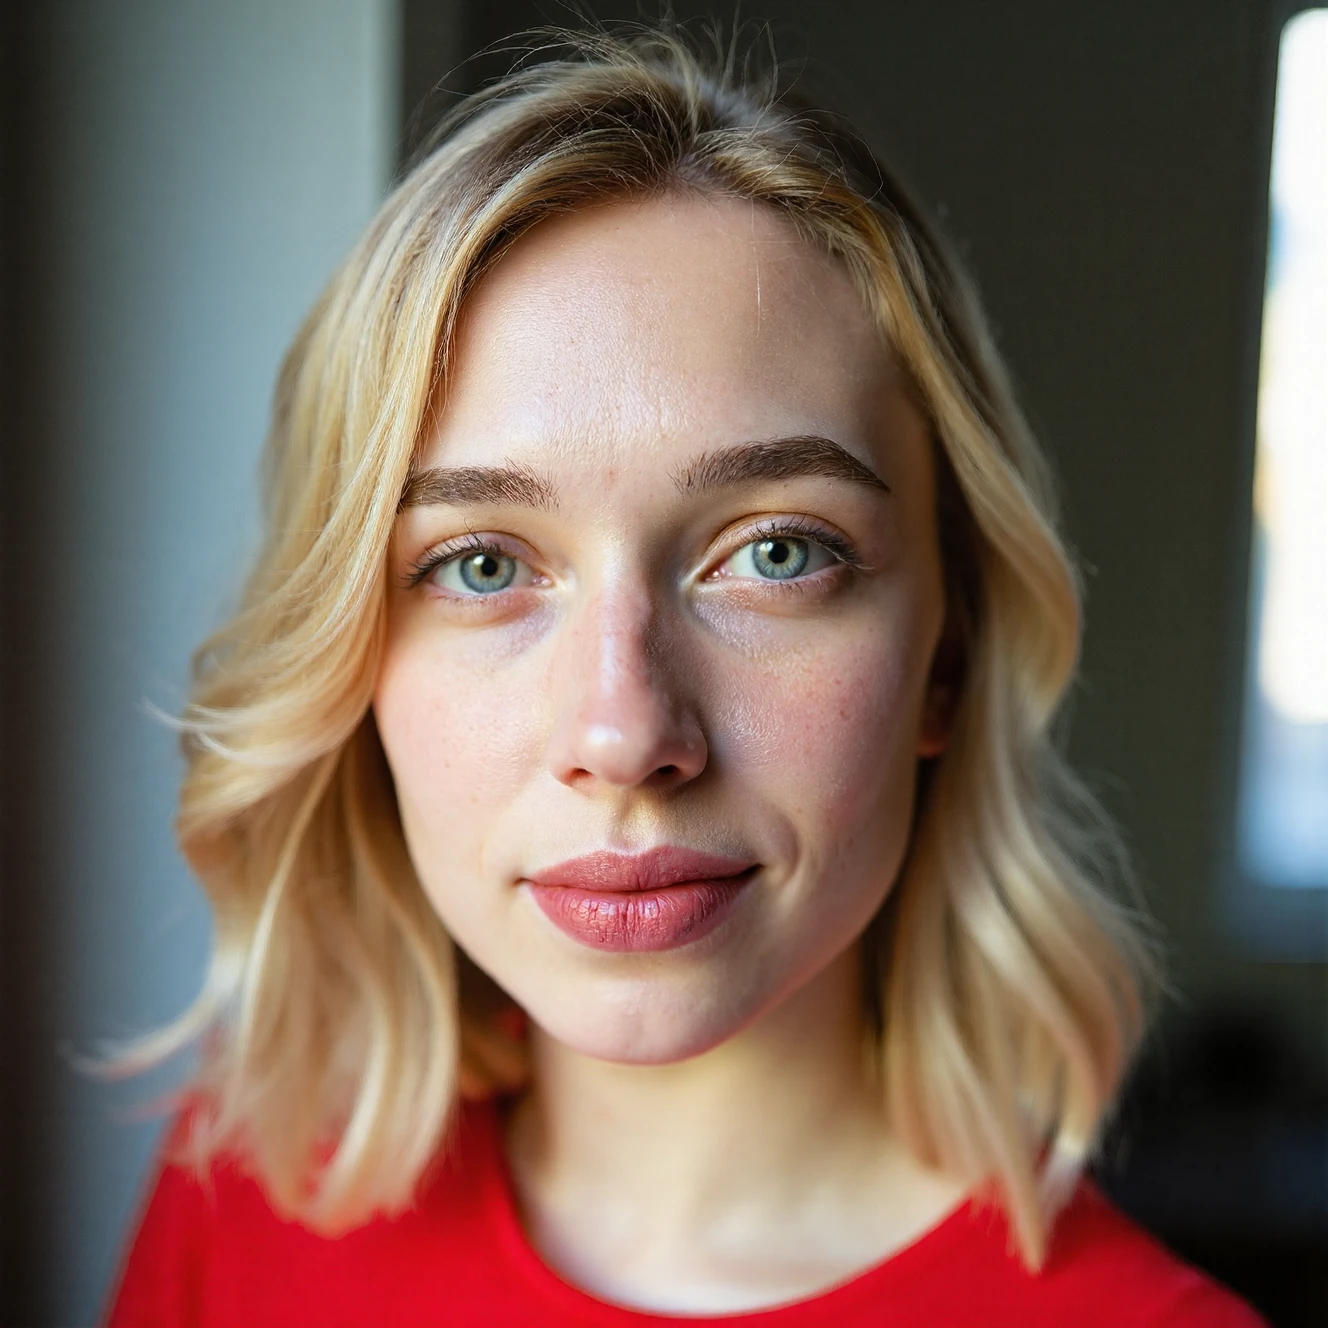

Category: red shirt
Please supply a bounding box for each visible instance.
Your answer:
[106,1101,1265,1327]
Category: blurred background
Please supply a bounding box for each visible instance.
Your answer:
[1,1,1323,1324]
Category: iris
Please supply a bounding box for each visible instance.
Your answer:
[751,537,809,580]
[457,551,517,593]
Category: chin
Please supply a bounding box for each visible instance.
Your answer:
[523,976,759,1066]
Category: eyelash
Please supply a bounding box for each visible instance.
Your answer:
[403,531,510,589]
[736,516,866,573]
[402,517,864,592]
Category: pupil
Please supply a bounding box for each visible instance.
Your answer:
[457,550,516,593]
[753,537,809,580]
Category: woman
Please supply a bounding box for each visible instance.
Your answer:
[106,29,1263,1327]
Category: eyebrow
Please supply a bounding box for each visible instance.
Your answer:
[398,463,557,511]
[671,435,890,496]
[397,434,888,512]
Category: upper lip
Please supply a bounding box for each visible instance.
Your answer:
[525,846,757,892]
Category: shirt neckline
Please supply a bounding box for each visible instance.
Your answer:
[469,1098,994,1324]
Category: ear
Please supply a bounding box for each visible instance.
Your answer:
[917,633,963,758]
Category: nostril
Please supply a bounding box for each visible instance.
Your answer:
[655,764,678,778]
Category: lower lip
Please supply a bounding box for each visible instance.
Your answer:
[527,876,752,953]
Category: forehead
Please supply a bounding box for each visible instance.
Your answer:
[424,194,898,471]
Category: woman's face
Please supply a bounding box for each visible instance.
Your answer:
[374,194,948,1064]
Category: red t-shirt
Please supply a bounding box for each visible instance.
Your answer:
[106,1100,1265,1327]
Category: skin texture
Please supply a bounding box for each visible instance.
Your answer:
[373,194,964,1312]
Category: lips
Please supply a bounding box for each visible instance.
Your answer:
[524,847,756,952]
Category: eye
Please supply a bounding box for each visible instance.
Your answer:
[721,534,841,582]
[429,546,535,596]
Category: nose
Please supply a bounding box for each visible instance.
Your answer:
[546,588,708,793]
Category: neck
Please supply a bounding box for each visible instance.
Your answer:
[502,946,965,1313]
[511,946,878,1218]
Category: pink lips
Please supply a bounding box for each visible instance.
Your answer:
[524,847,756,952]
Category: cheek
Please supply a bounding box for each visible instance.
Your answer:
[714,625,928,840]
[372,632,544,863]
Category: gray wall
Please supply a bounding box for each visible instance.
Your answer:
[3,2,399,1322]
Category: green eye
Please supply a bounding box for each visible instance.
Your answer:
[751,538,808,579]
[432,549,526,595]
[726,536,836,581]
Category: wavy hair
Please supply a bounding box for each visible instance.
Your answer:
[126,26,1156,1268]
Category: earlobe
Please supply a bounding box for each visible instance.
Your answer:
[917,632,963,758]
[916,682,953,758]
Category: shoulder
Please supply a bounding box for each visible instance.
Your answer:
[104,1101,506,1328]
[1024,1183,1268,1328]
[873,1181,1266,1328]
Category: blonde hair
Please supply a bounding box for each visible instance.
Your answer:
[132,27,1155,1268]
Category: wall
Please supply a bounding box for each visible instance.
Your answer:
[2,2,399,1322]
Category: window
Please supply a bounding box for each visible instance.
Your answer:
[1231,8,1328,948]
